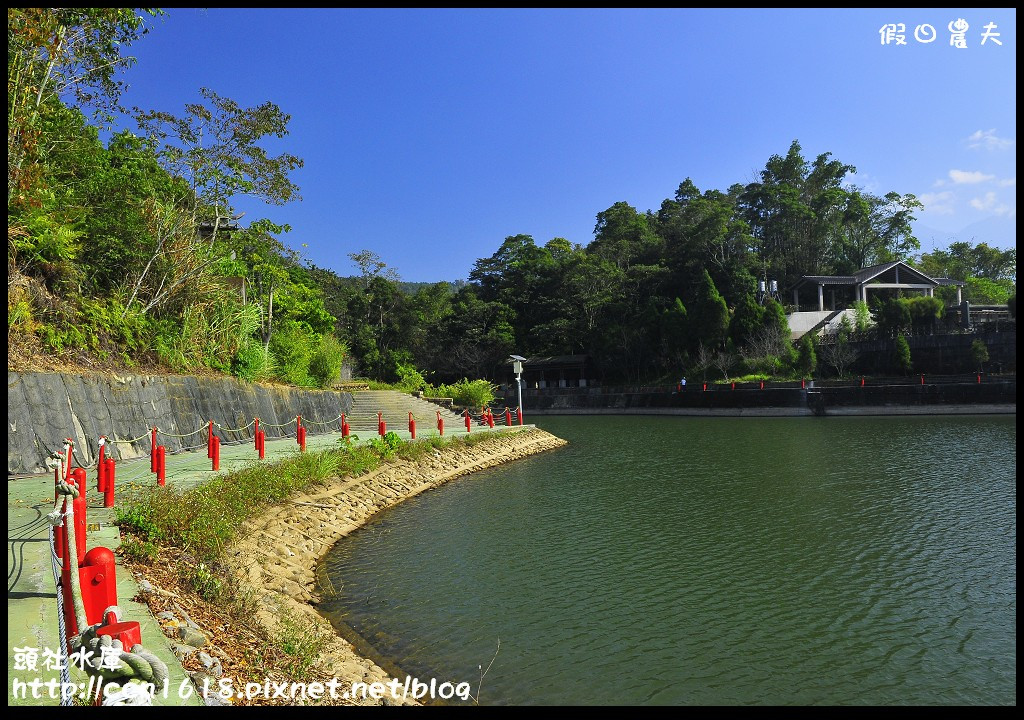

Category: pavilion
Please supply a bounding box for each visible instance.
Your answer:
[790,261,965,312]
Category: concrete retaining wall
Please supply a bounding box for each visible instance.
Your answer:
[505,378,1016,418]
[7,372,353,475]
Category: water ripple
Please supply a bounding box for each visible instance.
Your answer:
[319,415,1016,705]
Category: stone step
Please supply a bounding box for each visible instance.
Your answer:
[346,390,489,428]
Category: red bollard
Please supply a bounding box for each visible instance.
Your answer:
[73,467,87,504]
[731,382,735,390]
[342,415,350,438]
[212,436,220,470]
[505,409,512,426]
[801,378,806,389]
[208,420,214,459]
[409,412,416,440]
[103,458,115,508]
[254,417,260,449]
[157,445,166,486]
[486,409,494,428]
[703,383,707,392]
[465,411,472,433]
[151,427,158,472]
[72,487,87,564]
[299,426,307,452]
[378,412,386,437]
[920,374,925,385]
[517,407,523,425]
[977,374,982,384]
[97,617,142,654]
[861,376,866,387]
[97,438,107,493]
[437,411,444,436]
[80,547,118,626]
[296,416,302,446]
[258,430,265,459]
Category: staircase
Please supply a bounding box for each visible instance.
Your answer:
[346,390,480,434]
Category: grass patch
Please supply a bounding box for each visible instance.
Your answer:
[116,429,519,568]
[114,427,527,703]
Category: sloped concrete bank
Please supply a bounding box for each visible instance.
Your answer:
[7,371,353,475]
[223,427,567,705]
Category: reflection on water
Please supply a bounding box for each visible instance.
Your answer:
[319,415,1016,705]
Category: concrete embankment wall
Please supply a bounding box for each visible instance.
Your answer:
[506,378,1016,417]
[7,372,352,475]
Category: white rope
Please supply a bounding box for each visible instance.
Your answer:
[156,425,207,439]
[52,480,169,696]
[213,419,257,433]
[46,511,73,706]
[260,417,298,429]
[109,431,153,444]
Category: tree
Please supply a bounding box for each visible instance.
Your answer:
[834,190,922,272]
[906,295,944,331]
[796,334,817,378]
[970,339,989,373]
[894,334,912,375]
[819,334,858,378]
[349,249,400,288]
[916,241,1016,304]
[8,8,160,205]
[588,201,663,270]
[875,298,911,337]
[134,87,303,247]
[689,270,730,351]
[739,141,857,288]
[728,292,765,349]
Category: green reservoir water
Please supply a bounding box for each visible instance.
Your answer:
[318,415,1016,705]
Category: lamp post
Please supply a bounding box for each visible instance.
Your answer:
[510,355,525,417]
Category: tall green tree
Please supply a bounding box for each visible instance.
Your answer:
[8,8,160,206]
[688,270,730,351]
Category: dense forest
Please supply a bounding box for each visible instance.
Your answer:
[8,9,1017,389]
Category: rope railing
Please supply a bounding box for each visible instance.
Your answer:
[258,417,298,429]
[48,398,528,496]
[108,431,153,444]
[31,396,531,705]
[213,419,257,433]
[154,426,207,439]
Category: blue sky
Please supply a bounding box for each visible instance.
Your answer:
[114,8,1016,282]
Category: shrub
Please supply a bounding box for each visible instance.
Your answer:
[308,334,347,387]
[270,320,314,386]
[394,362,427,393]
[233,340,275,382]
[906,296,944,328]
[894,334,912,374]
[970,339,989,371]
[433,378,496,410]
[796,334,817,377]
[876,298,911,336]
[852,300,871,332]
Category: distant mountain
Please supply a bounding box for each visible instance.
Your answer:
[396,280,464,295]
[914,214,1016,254]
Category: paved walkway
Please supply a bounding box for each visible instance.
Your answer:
[7,421,507,705]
